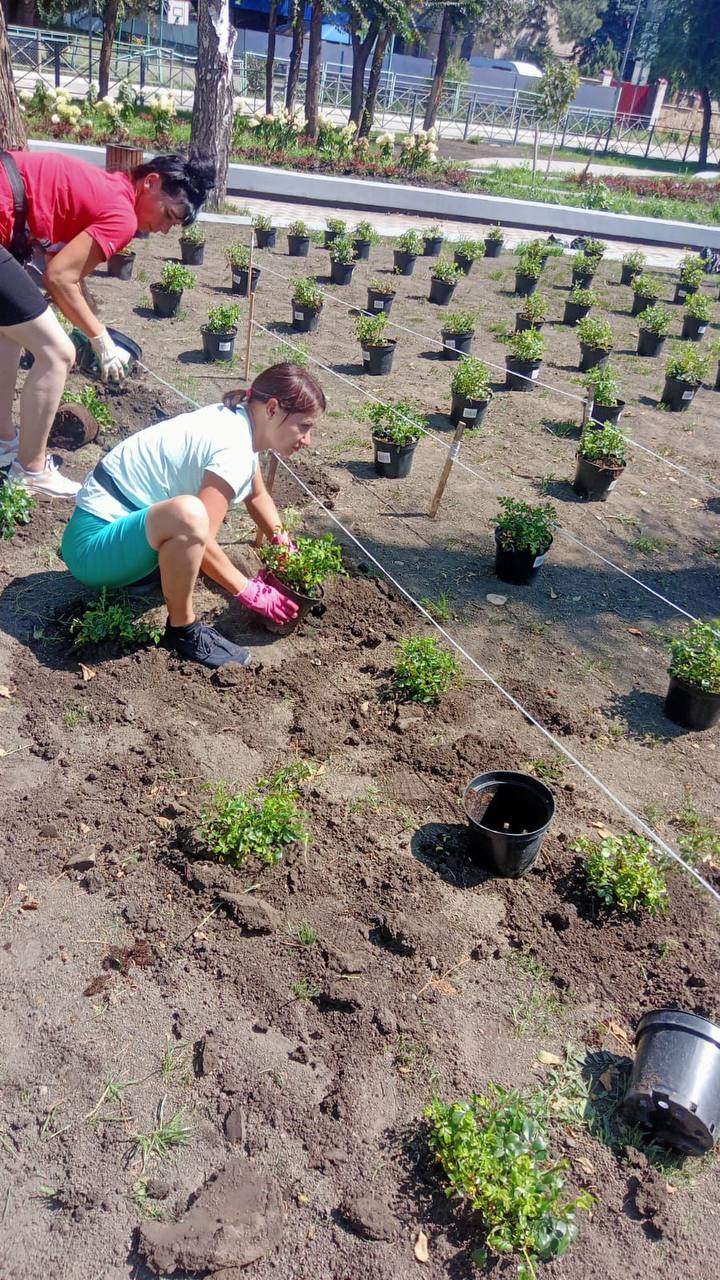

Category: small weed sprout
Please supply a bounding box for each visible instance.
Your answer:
[288,920,317,947]
[572,832,668,914]
[69,590,161,650]
[291,978,321,1001]
[392,636,460,704]
[129,1177,164,1220]
[200,760,313,868]
[133,1099,192,1171]
[0,479,34,540]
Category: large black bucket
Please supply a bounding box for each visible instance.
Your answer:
[622,1009,720,1154]
[463,770,555,877]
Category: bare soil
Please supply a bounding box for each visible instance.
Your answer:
[1,226,719,1280]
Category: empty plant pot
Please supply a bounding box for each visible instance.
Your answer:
[591,399,625,426]
[107,252,135,280]
[75,326,141,379]
[291,303,322,333]
[330,260,355,286]
[353,238,371,260]
[515,272,539,297]
[665,676,720,731]
[563,300,592,326]
[681,315,709,341]
[622,1009,720,1154]
[515,313,544,333]
[661,376,698,412]
[674,282,698,304]
[423,235,443,257]
[573,453,625,501]
[150,285,182,318]
[366,288,394,315]
[372,435,418,479]
[621,263,641,286]
[231,266,260,295]
[201,326,237,362]
[180,241,204,266]
[463,770,555,877]
[255,227,276,249]
[637,329,666,358]
[260,573,324,637]
[454,252,474,276]
[361,340,396,376]
[494,528,552,584]
[49,403,99,450]
[287,234,310,257]
[450,392,491,427]
[505,356,541,391]
[393,250,416,276]
[429,277,456,306]
[484,238,503,257]
[441,330,472,360]
[579,344,609,373]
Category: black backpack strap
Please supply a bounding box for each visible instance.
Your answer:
[0,152,31,263]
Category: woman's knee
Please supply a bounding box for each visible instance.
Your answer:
[30,330,76,375]
[160,495,209,541]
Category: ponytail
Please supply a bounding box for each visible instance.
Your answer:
[223,363,326,416]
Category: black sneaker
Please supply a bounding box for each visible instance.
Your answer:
[127,566,163,598]
[164,621,251,669]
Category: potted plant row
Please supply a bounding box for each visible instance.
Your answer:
[577,315,613,371]
[573,423,627,501]
[494,497,556,584]
[484,224,504,257]
[681,291,713,341]
[423,225,444,257]
[201,303,241,362]
[665,620,720,731]
[288,219,311,257]
[429,257,462,306]
[441,310,475,359]
[620,249,646,287]
[660,345,708,411]
[150,262,194,318]
[449,356,493,427]
[257,533,344,635]
[674,253,704,304]
[253,213,277,249]
[505,327,545,390]
[584,364,625,424]
[637,304,671,357]
[227,243,259,295]
[367,277,396,314]
[454,238,483,275]
[180,221,205,265]
[366,399,425,478]
[394,229,423,275]
[563,284,597,327]
[291,277,323,332]
[515,292,547,332]
[107,245,135,280]
[355,311,396,375]
[329,234,356,285]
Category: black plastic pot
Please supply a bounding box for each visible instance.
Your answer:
[632,292,656,317]
[572,268,595,288]
[515,271,539,297]
[515,313,544,333]
[441,330,473,360]
[429,277,457,306]
[261,573,324,637]
[591,398,625,425]
[75,326,141,379]
[353,238,371,260]
[361,340,396,376]
[484,238,503,257]
[330,260,355,286]
[288,233,310,257]
[665,677,720,731]
[450,392,491,427]
[681,314,709,341]
[505,356,541,391]
[494,528,552,584]
[201,326,237,362]
[323,228,342,247]
[180,240,204,266]
[291,302,322,333]
[463,770,555,878]
[393,250,416,276]
[255,227,276,249]
[637,329,666,357]
[674,281,698,304]
[661,375,698,412]
[423,235,443,257]
[715,361,720,392]
[107,252,135,280]
[579,344,609,373]
[231,266,260,295]
[622,1009,720,1154]
[454,252,474,276]
[150,285,182,318]
[372,434,418,479]
[367,288,395,315]
[563,299,591,326]
[621,263,641,286]
[573,453,625,501]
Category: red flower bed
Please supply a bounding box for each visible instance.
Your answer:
[569,171,719,206]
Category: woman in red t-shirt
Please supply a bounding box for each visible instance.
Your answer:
[0,150,214,498]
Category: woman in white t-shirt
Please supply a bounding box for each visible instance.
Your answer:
[61,363,326,669]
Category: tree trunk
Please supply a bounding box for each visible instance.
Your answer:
[698,86,712,168]
[359,23,390,138]
[189,0,237,211]
[304,0,323,142]
[0,2,26,150]
[265,0,278,114]
[285,0,305,111]
[532,123,540,175]
[423,7,454,130]
[349,21,378,126]
[98,0,121,100]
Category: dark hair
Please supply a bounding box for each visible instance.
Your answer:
[130,153,216,225]
[223,363,326,417]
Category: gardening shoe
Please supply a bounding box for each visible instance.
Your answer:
[127,566,163,598]
[0,430,19,471]
[164,620,252,670]
[8,455,80,499]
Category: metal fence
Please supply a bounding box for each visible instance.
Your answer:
[9,25,720,165]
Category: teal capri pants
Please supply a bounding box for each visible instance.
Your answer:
[61,507,158,589]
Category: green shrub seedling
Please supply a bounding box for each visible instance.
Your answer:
[292,277,323,309]
[392,635,460,704]
[668,619,720,693]
[572,832,668,914]
[61,384,115,428]
[365,399,425,446]
[200,761,313,868]
[258,532,345,597]
[69,589,161,650]
[495,498,556,555]
[205,304,241,334]
[0,479,35,539]
[157,262,194,294]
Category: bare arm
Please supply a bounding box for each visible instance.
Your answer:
[243,465,284,541]
[197,473,251,595]
[43,231,107,338]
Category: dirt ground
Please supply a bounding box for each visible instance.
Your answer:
[1,224,719,1280]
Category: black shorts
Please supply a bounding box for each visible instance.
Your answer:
[0,244,48,327]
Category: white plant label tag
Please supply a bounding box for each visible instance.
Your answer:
[533,553,546,567]
[607,480,617,491]
[678,289,687,299]
[362,351,370,363]
[698,325,707,334]
[462,407,478,419]
[377,450,391,463]
[530,369,539,379]
[373,300,384,310]
[445,338,456,348]
[682,390,694,400]
[219,342,232,352]
[295,310,304,320]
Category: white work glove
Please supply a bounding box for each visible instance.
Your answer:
[90,328,130,383]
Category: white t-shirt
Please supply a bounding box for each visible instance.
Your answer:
[76,403,258,522]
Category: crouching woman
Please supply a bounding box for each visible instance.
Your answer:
[61,363,325,668]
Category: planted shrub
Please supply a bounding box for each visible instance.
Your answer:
[258,532,345,597]
[684,292,712,322]
[622,249,646,273]
[507,328,545,363]
[328,234,355,264]
[442,309,475,335]
[582,237,606,264]
[668,620,720,693]
[355,311,392,347]
[180,222,205,245]
[584,364,621,406]
[395,229,423,256]
[665,344,709,385]
[0,478,34,540]
[368,276,396,296]
[679,253,705,288]
[391,635,460,704]
[157,262,194,294]
[226,243,251,270]
[495,497,556,555]
[571,833,668,915]
[485,224,504,241]
[638,304,671,336]
[454,237,484,263]
[577,315,613,352]
[205,303,241,333]
[634,273,661,302]
[61,384,114,428]
[325,216,347,236]
[366,398,425,445]
[252,213,273,232]
[199,761,313,868]
[569,284,597,307]
[288,219,309,237]
[426,1087,592,1277]
[69,589,161,650]
[292,276,323,309]
[570,251,595,278]
[451,357,491,401]
[431,257,462,284]
[516,249,543,280]
[517,292,547,324]
[352,219,379,245]
[580,424,626,466]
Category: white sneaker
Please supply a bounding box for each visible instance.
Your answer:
[0,430,20,470]
[9,455,80,499]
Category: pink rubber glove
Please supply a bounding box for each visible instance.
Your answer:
[235,573,299,623]
[271,528,297,553]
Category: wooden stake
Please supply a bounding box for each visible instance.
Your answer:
[429,419,465,519]
[580,395,591,444]
[246,229,255,298]
[255,453,279,548]
[243,290,256,382]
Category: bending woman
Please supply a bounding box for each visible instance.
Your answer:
[0,150,214,498]
[61,364,325,670]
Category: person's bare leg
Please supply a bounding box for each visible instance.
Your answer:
[1,310,77,471]
[0,331,21,447]
[145,496,210,626]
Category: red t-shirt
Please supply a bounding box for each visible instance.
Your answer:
[0,149,138,260]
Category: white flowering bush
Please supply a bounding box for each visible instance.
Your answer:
[317,117,356,160]
[399,127,439,171]
[246,103,304,149]
[95,96,128,138]
[147,90,176,142]
[375,131,395,158]
[50,89,84,129]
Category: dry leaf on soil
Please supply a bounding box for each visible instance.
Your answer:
[0,685,14,698]
[79,663,96,682]
[606,1020,633,1050]
[536,1050,563,1066]
[430,977,457,996]
[414,1231,429,1263]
